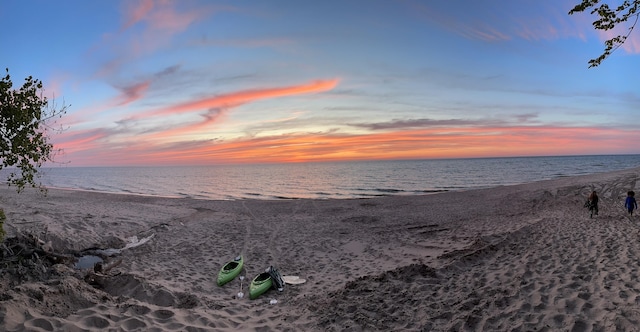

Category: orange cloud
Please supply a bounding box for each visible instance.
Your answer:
[52,78,341,164]
[128,79,339,143]
[146,79,340,117]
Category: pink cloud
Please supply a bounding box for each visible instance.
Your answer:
[92,0,211,78]
[42,75,65,101]
[53,128,112,157]
[147,5,203,32]
[121,0,210,34]
[122,0,154,30]
[600,27,640,54]
[624,34,640,53]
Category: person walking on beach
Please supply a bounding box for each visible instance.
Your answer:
[587,191,599,218]
[625,191,637,216]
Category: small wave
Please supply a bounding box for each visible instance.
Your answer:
[29,155,640,201]
[358,193,390,198]
[352,188,405,194]
[418,189,449,193]
[374,188,405,193]
[270,195,300,200]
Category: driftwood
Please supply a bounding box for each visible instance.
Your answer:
[84,258,123,288]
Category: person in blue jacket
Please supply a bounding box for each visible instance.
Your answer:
[625,190,637,216]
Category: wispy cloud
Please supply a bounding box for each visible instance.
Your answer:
[192,37,294,48]
[348,114,542,131]
[115,81,150,106]
[348,118,500,130]
[121,0,208,33]
[145,79,340,117]
[410,1,583,43]
[92,0,212,79]
[121,0,154,30]
[54,128,113,155]
[563,0,640,54]
[408,2,511,41]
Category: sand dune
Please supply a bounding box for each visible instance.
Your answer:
[1,167,640,331]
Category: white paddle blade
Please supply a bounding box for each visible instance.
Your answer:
[282,275,306,285]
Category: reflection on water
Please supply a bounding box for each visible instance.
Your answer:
[8,155,640,200]
[75,255,103,269]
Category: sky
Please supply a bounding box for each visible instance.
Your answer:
[1,0,640,167]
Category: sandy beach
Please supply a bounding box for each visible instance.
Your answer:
[2,166,640,331]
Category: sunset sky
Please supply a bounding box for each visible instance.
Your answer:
[2,0,640,166]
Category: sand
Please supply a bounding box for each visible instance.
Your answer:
[1,166,640,331]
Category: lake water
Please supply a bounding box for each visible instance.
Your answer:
[22,155,640,200]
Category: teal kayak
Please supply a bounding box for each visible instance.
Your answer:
[249,271,273,299]
[217,255,243,286]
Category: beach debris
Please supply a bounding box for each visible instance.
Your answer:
[1,231,75,265]
[268,266,285,291]
[0,230,75,284]
[94,233,155,256]
[83,258,123,287]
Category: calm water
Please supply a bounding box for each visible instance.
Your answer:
[21,155,640,200]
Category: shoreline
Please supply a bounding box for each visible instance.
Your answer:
[26,155,640,201]
[1,166,640,330]
[35,166,634,202]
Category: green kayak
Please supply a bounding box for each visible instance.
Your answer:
[217,255,244,286]
[249,271,273,299]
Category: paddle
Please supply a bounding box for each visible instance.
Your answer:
[282,275,306,285]
[237,275,245,299]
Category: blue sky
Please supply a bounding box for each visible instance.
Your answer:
[1,0,639,166]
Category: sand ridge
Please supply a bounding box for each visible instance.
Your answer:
[1,167,640,331]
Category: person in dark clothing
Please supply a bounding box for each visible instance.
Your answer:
[587,191,599,218]
[625,190,637,216]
